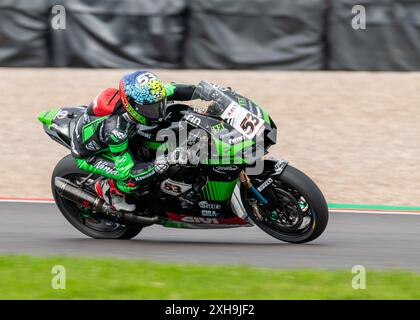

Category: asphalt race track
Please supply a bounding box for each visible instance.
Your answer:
[1,202,420,271]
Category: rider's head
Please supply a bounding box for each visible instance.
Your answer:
[119,71,167,124]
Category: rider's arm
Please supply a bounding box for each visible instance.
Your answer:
[101,115,135,181]
[165,83,196,101]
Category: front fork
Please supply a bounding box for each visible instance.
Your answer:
[239,171,269,205]
[239,171,269,221]
[233,159,289,223]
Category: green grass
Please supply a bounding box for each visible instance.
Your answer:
[0,255,419,299]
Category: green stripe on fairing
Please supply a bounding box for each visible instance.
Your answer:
[262,109,270,124]
[328,203,420,211]
[252,100,270,124]
[202,180,237,201]
[213,137,254,157]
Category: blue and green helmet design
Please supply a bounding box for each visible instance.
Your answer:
[119,71,167,123]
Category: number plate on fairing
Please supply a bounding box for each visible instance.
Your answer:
[160,179,192,196]
[221,102,265,140]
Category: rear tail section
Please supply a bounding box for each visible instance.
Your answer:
[37,108,61,128]
[38,106,86,149]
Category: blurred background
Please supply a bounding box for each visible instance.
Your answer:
[2,0,420,70]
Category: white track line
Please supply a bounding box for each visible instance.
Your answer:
[329,209,420,216]
[0,198,54,204]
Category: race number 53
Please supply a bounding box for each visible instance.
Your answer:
[240,113,261,135]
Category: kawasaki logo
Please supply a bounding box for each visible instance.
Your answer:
[137,130,152,139]
[134,170,155,182]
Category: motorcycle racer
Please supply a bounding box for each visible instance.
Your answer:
[70,70,196,212]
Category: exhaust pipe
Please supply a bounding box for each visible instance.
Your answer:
[54,177,158,226]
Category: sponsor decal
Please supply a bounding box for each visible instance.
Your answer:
[184,114,201,126]
[134,170,155,182]
[112,129,127,141]
[136,129,152,139]
[201,210,220,217]
[198,201,222,210]
[221,102,264,140]
[85,140,102,151]
[155,163,169,174]
[257,177,273,192]
[211,123,225,133]
[181,216,219,224]
[161,179,192,196]
[274,160,288,174]
[213,165,239,174]
[193,107,207,114]
[237,97,247,107]
[167,212,248,225]
[228,136,245,144]
[212,84,230,92]
[95,161,118,176]
[223,102,239,118]
[55,110,68,120]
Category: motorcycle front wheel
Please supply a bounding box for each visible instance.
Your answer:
[246,165,329,244]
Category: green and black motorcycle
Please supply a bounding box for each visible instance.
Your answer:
[38,81,328,243]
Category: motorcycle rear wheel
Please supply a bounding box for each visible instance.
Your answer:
[51,155,143,239]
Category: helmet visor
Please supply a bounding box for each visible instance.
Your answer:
[130,98,166,121]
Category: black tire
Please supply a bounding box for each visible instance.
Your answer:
[247,165,329,244]
[51,154,143,239]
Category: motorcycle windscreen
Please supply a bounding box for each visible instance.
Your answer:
[192,80,265,140]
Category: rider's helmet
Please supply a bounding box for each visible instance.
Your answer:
[119,71,167,124]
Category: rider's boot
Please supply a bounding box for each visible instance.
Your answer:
[95,179,136,212]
